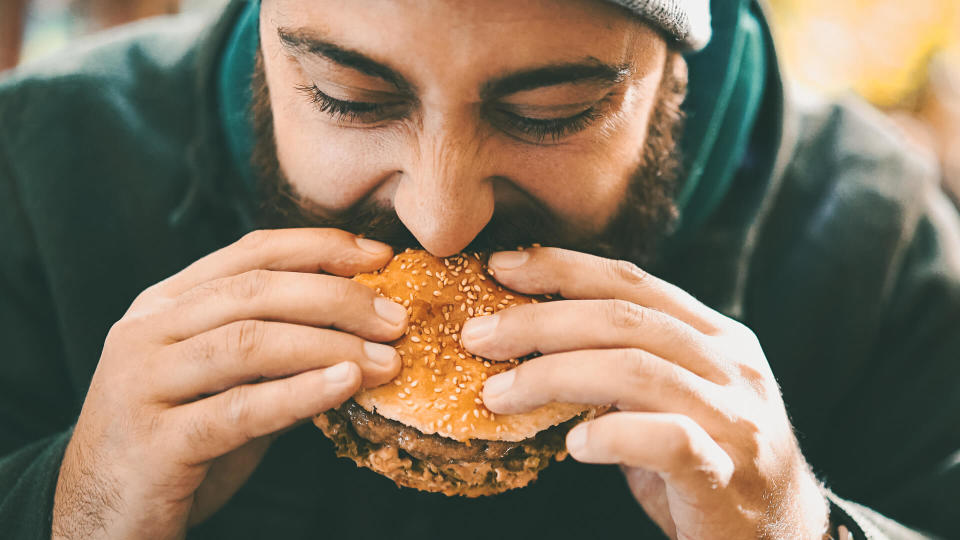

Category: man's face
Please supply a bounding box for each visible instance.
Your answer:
[256,0,685,263]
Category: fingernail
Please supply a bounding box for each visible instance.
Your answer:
[566,424,588,453]
[356,237,390,254]
[363,342,398,368]
[461,314,499,343]
[483,370,515,398]
[374,297,407,326]
[489,251,529,270]
[324,362,354,383]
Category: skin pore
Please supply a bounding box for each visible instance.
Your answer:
[254,0,688,266]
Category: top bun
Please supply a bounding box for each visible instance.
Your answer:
[352,249,596,442]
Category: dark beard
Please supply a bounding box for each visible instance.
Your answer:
[251,51,688,268]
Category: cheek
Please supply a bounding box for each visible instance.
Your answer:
[507,107,650,230]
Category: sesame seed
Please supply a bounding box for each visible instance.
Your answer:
[404,387,411,394]
[433,290,441,297]
[449,395,458,401]
[394,380,402,386]
[455,365,463,372]
[460,427,469,433]
[410,336,421,343]
[434,387,442,393]
[397,392,407,399]
[446,423,453,432]
[442,413,451,421]
[411,380,419,388]
[483,361,491,368]
[461,413,468,422]
[481,409,489,418]
[473,409,480,418]
[496,425,503,433]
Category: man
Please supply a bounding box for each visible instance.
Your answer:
[0,0,957,538]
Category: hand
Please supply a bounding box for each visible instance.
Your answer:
[463,248,829,540]
[52,229,408,540]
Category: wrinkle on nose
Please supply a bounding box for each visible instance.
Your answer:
[393,119,495,257]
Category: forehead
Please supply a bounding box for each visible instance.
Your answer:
[266,0,665,91]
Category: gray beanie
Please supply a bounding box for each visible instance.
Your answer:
[605,0,712,51]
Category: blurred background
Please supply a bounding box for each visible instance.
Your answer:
[1,0,958,196]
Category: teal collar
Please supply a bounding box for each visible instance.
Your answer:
[218,0,259,197]
[217,0,768,237]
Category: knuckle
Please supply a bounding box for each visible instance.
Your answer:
[236,229,273,251]
[231,269,272,300]
[327,276,362,305]
[223,384,254,427]
[609,259,649,288]
[606,299,646,330]
[106,317,135,341]
[225,320,266,359]
[618,348,653,382]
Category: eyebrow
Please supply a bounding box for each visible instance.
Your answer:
[278,28,413,92]
[277,28,632,99]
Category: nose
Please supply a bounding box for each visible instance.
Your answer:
[393,113,495,257]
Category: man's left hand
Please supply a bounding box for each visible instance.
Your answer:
[461,248,829,540]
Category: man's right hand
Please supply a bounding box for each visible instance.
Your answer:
[51,229,407,540]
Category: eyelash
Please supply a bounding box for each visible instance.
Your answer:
[296,83,606,144]
[296,84,396,122]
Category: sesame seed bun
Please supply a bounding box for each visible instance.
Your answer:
[312,249,604,496]
[351,249,596,442]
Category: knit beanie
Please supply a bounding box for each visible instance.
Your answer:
[605,0,712,50]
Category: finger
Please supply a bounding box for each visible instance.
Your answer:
[141,229,393,305]
[152,320,400,402]
[481,348,721,426]
[168,362,362,464]
[567,412,734,492]
[487,247,724,334]
[153,270,407,343]
[461,299,725,381]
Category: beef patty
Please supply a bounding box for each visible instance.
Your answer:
[322,400,575,472]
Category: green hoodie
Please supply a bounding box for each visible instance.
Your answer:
[0,1,957,538]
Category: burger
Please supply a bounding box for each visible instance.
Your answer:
[313,249,604,497]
